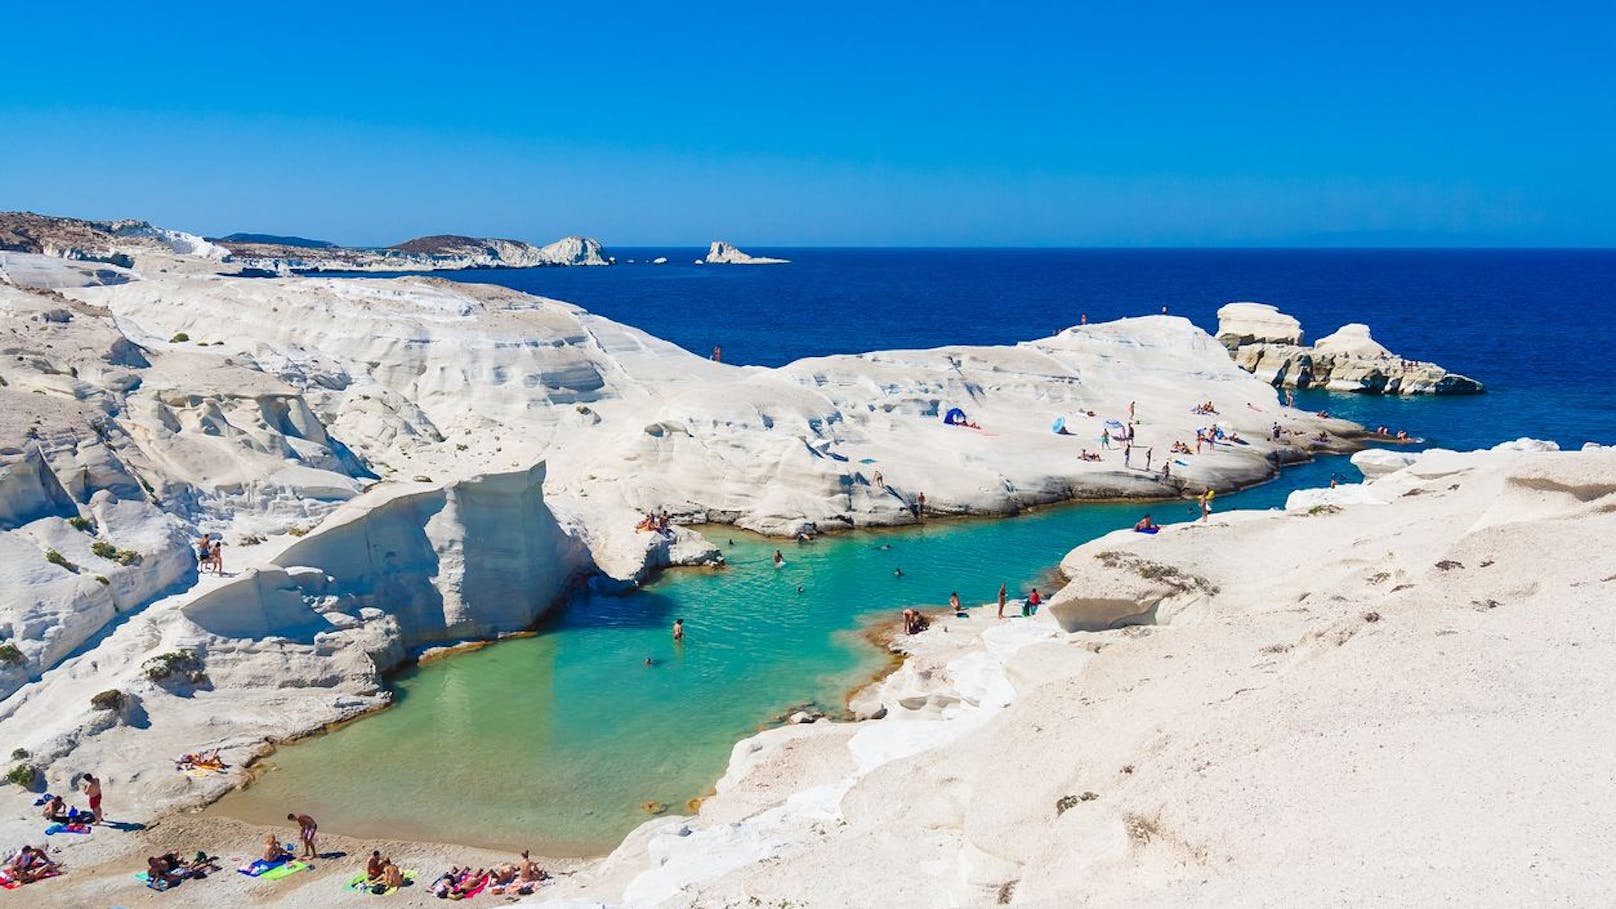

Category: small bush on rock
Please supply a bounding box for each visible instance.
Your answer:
[144,650,204,682]
[5,764,38,787]
[115,548,142,566]
[91,540,118,560]
[94,575,110,586]
[44,549,77,572]
[0,642,22,665]
[10,748,27,760]
[91,689,126,711]
[67,516,92,532]
[169,332,190,343]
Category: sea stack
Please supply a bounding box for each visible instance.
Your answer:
[1216,302,1483,395]
[703,241,789,265]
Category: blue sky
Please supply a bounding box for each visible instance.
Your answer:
[3,1,1611,246]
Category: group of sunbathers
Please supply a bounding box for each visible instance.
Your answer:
[1191,401,1220,415]
[360,849,407,893]
[3,845,58,884]
[430,851,549,898]
[635,510,673,534]
[145,851,220,889]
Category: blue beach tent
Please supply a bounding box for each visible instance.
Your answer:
[943,407,968,425]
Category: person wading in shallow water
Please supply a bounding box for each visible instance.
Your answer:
[672,618,684,641]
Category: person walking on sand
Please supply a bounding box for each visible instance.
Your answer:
[672,618,684,642]
[83,771,103,823]
[208,538,223,574]
[997,583,1008,619]
[287,812,318,859]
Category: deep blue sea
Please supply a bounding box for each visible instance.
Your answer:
[368,248,1616,450]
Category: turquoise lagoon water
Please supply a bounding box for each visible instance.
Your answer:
[214,456,1348,854]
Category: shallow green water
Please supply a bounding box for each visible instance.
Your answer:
[213,456,1347,855]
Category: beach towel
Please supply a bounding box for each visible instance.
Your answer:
[45,822,92,835]
[136,871,176,891]
[259,861,310,881]
[237,857,295,878]
[447,874,490,900]
[31,793,54,806]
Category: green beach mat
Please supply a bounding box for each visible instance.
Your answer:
[259,860,310,881]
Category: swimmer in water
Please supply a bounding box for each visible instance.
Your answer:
[773,549,785,567]
[894,567,903,578]
[644,657,654,667]
[796,585,804,594]
[672,618,684,641]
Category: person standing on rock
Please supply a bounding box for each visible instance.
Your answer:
[83,772,103,824]
[1145,448,1154,471]
[949,592,962,615]
[711,345,722,362]
[288,812,318,859]
[997,583,1008,619]
[1124,443,1132,468]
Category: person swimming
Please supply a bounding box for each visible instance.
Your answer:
[672,619,684,641]
[773,549,785,567]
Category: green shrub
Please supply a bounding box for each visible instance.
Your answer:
[90,689,125,711]
[169,332,190,343]
[44,549,77,572]
[9,748,27,760]
[94,575,110,586]
[0,642,22,665]
[91,540,117,560]
[144,650,203,682]
[5,764,37,787]
[67,516,92,532]
[287,526,309,537]
[116,548,142,566]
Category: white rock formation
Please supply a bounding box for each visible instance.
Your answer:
[529,444,1616,908]
[1214,301,1304,346]
[1217,302,1483,395]
[0,223,1362,878]
[221,233,612,273]
[703,241,789,264]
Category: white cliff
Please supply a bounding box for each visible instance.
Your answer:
[702,241,789,264]
[1217,301,1483,394]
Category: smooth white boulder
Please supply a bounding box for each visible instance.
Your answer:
[1215,302,1303,346]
